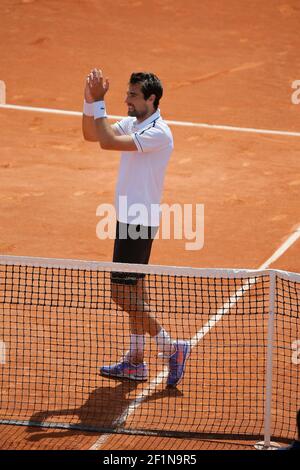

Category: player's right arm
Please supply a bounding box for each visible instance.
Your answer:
[82,115,120,141]
[82,81,119,141]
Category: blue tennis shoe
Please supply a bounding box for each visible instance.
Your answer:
[100,360,148,381]
[167,340,191,387]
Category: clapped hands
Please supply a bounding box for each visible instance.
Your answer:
[85,68,110,102]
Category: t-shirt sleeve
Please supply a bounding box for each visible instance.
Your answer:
[132,126,171,153]
[111,120,127,135]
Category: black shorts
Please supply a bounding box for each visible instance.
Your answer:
[111,221,158,285]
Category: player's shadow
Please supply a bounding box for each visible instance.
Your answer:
[26,378,183,442]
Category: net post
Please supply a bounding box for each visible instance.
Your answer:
[0,80,6,104]
[255,270,279,450]
[0,340,6,364]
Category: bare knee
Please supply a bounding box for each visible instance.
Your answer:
[111,283,138,311]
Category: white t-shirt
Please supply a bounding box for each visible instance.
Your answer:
[112,109,173,227]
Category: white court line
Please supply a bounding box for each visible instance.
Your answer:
[258,225,300,270]
[0,81,6,105]
[89,224,300,450]
[1,102,300,137]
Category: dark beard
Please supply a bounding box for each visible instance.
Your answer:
[127,109,147,119]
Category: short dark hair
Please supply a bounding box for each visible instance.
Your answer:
[129,72,163,110]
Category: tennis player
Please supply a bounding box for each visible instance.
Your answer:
[82,68,190,387]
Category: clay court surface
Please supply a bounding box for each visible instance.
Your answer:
[0,0,299,450]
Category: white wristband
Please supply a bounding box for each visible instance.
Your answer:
[83,100,94,116]
[94,101,107,119]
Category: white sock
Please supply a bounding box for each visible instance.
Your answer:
[154,328,174,357]
[125,334,145,363]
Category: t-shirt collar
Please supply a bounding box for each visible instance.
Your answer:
[132,109,161,131]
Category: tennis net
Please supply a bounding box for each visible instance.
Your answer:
[0,255,299,444]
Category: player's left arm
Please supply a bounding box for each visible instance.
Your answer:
[87,68,138,152]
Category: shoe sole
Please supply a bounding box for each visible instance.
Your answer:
[100,369,148,382]
[167,343,191,388]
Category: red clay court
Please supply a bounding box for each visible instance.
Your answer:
[0,0,299,451]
